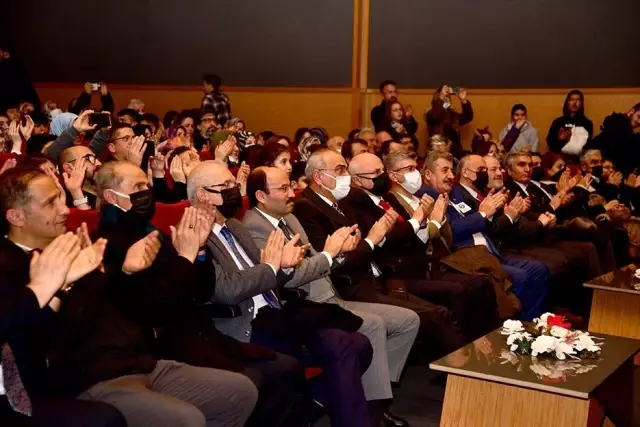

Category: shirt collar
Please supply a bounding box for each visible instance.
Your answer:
[364,190,382,206]
[213,222,225,235]
[460,183,479,199]
[514,181,528,193]
[313,190,336,207]
[255,207,282,229]
[397,192,418,206]
[5,237,34,253]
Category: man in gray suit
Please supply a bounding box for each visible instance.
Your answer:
[241,166,420,427]
[187,161,379,427]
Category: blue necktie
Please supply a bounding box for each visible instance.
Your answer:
[219,226,281,309]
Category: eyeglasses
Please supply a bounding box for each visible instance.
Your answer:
[70,154,97,164]
[466,167,487,174]
[268,184,292,193]
[355,168,384,179]
[203,182,239,194]
[392,165,417,173]
[318,165,348,176]
[201,118,216,124]
[112,134,134,143]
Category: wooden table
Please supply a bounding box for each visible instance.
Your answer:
[430,327,639,427]
[585,264,640,339]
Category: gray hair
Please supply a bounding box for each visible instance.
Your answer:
[457,155,473,175]
[429,134,450,148]
[383,150,416,172]
[304,149,329,181]
[186,160,228,205]
[504,152,531,171]
[580,149,601,164]
[357,127,375,138]
[422,151,453,174]
[94,161,128,205]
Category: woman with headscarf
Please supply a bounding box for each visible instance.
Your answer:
[425,85,473,160]
[297,135,321,162]
[546,90,594,156]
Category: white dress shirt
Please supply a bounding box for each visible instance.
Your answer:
[396,193,442,244]
[313,190,382,277]
[213,223,269,318]
[365,191,423,238]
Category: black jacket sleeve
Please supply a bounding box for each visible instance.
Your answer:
[0,287,43,344]
[69,91,92,115]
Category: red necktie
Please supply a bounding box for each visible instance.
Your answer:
[378,199,405,223]
[476,192,485,201]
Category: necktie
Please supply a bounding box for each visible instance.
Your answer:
[277,220,294,241]
[2,344,32,416]
[219,226,281,309]
[476,192,485,201]
[332,202,345,216]
[378,199,405,223]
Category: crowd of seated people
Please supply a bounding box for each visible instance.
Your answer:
[0,68,639,427]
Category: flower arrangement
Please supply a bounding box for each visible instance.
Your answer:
[501,313,602,361]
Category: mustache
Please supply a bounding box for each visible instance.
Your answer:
[286,197,295,204]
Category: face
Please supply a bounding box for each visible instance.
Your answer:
[389,158,418,187]
[359,131,376,148]
[198,114,218,135]
[33,123,49,136]
[259,168,296,217]
[176,127,187,138]
[106,164,149,211]
[352,156,384,191]
[461,156,487,187]
[273,152,292,176]
[19,102,34,115]
[0,115,9,133]
[10,175,70,241]
[509,155,533,184]
[177,149,201,172]
[375,131,392,150]
[381,84,397,102]
[204,82,214,94]
[313,151,349,190]
[118,114,137,126]
[547,158,565,178]
[327,136,345,153]
[630,109,640,129]
[6,108,19,121]
[390,103,403,121]
[512,109,526,122]
[64,146,101,180]
[140,120,156,134]
[181,117,194,137]
[109,127,135,160]
[293,176,307,191]
[351,142,369,157]
[531,155,542,168]
[424,158,454,194]
[236,121,245,132]
[197,167,237,212]
[432,141,450,153]
[487,143,498,157]
[485,157,503,189]
[602,160,615,180]
[567,94,582,114]
[582,152,602,174]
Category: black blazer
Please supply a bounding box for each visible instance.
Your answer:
[293,187,381,302]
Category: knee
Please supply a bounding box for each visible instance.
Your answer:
[232,374,260,409]
[350,331,374,367]
[318,329,367,360]
[167,404,207,427]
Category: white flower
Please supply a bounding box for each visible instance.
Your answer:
[531,335,558,356]
[506,332,532,351]
[501,319,524,335]
[550,326,569,339]
[573,333,601,352]
[534,312,555,329]
[554,341,576,360]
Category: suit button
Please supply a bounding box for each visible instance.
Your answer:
[245,331,250,337]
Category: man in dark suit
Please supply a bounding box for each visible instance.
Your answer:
[187,161,391,427]
[421,151,551,320]
[293,149,468,359]
[344,152,499,341]
[0,170,125,427]
[0,167,260,427]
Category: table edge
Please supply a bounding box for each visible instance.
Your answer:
[583,283,640,295]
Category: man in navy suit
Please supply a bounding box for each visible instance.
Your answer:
[421,151,550,320]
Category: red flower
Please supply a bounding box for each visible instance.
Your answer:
[547,315,572,329]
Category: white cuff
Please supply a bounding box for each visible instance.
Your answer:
[429,220,442,229]
[10,146,21,155]
[505,213,515,224]
[364,238,375,250]
[408,218,420,233]
[266,263,278,276]
[320,251,333,266]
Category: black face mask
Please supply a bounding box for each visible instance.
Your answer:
[591,165,603,179]
[128,189,156,222]
[550,167,566,182]
[216,186,243,219]
[531,166,545,182]
[369,173,391,196]
[473,171,489,191]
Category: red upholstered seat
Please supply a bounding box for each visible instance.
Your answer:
[66,208,100,233]
[304,367,323,380]
[151,201,190,235]
[233,196,250,221]
[567,164,581,175]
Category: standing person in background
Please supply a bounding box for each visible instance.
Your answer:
[499,104,539,153]
[0,47,40,112]
[383,101,419,151]
[68,82,114,115]
[425,85,473,161]
[371,80,400,132]
[202,74,232,127]
[546,90,593,156]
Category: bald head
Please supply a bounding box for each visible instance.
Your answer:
[187,160,234,205]
[348,152,382,175]
[60,145,101,179]
[458,154,487,189]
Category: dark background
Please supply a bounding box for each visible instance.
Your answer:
[2,0,638,88]
[368,0,639,88]
[0,0,353,87]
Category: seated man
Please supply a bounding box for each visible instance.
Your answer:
[93,160,303,427]
[580,149,622,201]
[0,167,258,427]
[187,161,392,427]
[59,145,101,210]
[292,150,465,356]
[344,151,499,340]
[422,151,550,320]
[0,169,125,427]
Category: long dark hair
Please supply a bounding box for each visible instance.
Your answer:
[562,89,586,118]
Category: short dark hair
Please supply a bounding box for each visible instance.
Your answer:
[26,134,57,155]
[140,113,160,130]
[109,122,133,141]
[133,124,152,138]
[379,80,396,92]
[0,167,47,235]
[511,104,527,116]
[531,152,542,159]
[246,167,268,208]
[341,138,367,161]
[30,111,50,127]
[380,139,401,157]
[260,142,289,167]
[294,127,310,144]
[117,108,139,120]
[203,74,222,89]
[347,128,361,140]
[162,110,179,129]
[258,130,275,141]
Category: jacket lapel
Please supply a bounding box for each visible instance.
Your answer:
[226,219,261,265]
[206,231,240,272]
[303,187,353,227]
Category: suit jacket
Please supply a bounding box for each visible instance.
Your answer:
[242,208,336,302]
[293,187,382,302]
[206,218,291,342]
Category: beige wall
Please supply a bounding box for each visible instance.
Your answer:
[36,84,638,154]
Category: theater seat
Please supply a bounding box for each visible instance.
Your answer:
[233,195,250,221]
[151,201,190,235]
[66,208,100,233]
[304,367,323,380]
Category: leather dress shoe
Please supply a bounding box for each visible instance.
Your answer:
[380,411,409,427]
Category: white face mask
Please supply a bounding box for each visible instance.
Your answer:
[108,189,131,211]
[321,172,351,201]
[401,170,423,194]
[228,156,238,163]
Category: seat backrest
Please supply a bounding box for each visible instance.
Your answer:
[151,201,190,235]
[66,208,100,233]
[233,195,250,221]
